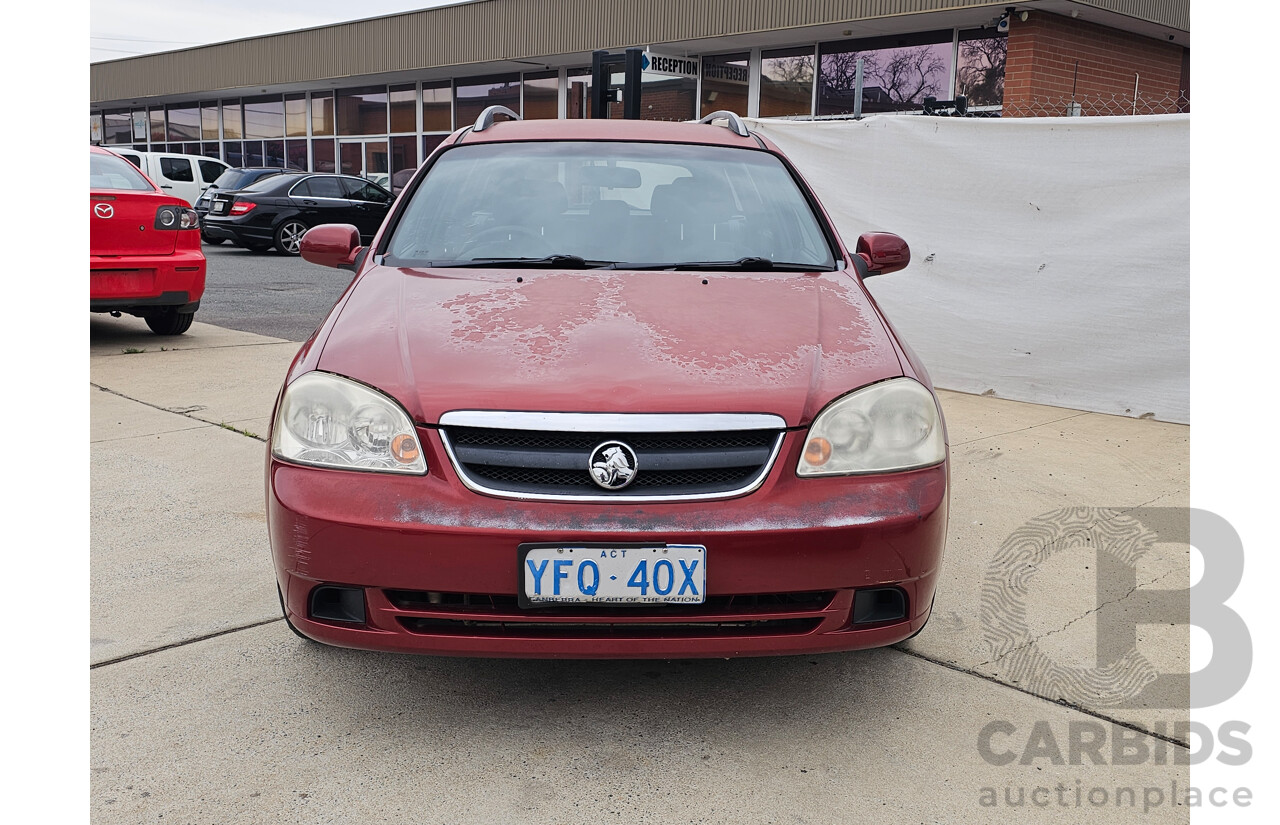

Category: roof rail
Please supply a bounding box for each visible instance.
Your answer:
[474,105,522,132]
[695,110,750,137]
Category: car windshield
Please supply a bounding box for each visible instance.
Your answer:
[384,142,837,270]
[90,153,155,192]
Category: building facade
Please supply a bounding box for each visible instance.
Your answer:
[89,0,1189,180]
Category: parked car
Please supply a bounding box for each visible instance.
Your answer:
[112,149,229,207]
[267,109,947,658]
[201,173,393,255]
[194,167,298,244]
[90,146,205,335]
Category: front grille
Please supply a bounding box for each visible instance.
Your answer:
[385,589,839,639]
[440,425,783,499]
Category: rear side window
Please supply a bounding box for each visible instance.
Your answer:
[159,157,194,182]
[89,152,155,192]
[198,159,227,184]
[299,176,346,199]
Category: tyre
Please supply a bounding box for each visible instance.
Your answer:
[274,219,309,256]
[144,308,195,335]
[243,242,272,253]
[201,234,225,245]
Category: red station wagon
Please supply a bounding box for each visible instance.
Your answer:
[90,146,206,335]
[267,108,948,658]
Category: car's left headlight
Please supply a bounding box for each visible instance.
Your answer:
[797,378,945,476]
[271,371,426,474]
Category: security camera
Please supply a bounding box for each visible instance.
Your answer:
[997,12,1010,33]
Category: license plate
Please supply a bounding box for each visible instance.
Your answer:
[213,201,227,214]
[520,544,706,606]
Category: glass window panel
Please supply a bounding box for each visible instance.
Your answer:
[523,71,558,120]
[956,30,1006,106]
[422,133,447,161]
[340,142,362,176]
[149,108,166,142]
[337,86,387,136]
[455,73,520,128]
[183,143,200,155]
[311,93,335,136]
[818,33,953,115]
[391,135,417,175]
[243,95,284,139]
[131,111,148,142]
[223,141,243,167]
[166,105,200,141]
[366,140,389,176]
[103,111,132,144]
[422,81,451,131]
[389,84,417,133]
[264,139,286,168]
[222,100,243,140]
[243,140,264,167]
[201,101,219,140]
[700,53,750,118]
[311,138,336,172]
[761,46,815,117]
[201,143,220,159]
[638,74,696,121]
[566,69,592,119]
[286,139,308,171]
[285,94,307,137]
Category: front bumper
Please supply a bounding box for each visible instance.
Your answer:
[90,249,205,314]
[267,430,948,658]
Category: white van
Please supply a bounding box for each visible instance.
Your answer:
[112,150,229,207]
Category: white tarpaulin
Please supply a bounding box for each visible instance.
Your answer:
[749,114,1190,423]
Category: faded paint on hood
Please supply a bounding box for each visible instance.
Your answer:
[315,266,904,427]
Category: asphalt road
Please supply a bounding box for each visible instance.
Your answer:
[196,241,354,342]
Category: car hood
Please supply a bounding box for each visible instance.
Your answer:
[315,266,905,427]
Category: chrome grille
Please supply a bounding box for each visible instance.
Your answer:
[437,412,786,501]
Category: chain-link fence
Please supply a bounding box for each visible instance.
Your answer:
[761,91,1189,121]
[1002,92,1190,118]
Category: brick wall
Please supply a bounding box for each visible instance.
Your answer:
[1004,11,1187,116]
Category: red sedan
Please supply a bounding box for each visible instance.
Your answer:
[90,146,205,335]
[267,110,948,658]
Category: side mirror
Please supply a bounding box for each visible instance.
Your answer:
[300,224,362,271]
[855,232,911,276]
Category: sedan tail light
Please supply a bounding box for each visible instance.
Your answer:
[153,205,201,230]
[229,201,257,216]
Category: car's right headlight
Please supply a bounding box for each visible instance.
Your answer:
[271,371,426,474]
[797,378,945,476]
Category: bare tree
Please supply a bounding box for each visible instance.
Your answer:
[763,53,814,84]
[819,46,947,112]
[957,37,1007,106]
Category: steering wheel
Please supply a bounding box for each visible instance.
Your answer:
[459,225,552,257]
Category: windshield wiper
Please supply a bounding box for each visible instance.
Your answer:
[425,254,613,269]
[607,257,833,272]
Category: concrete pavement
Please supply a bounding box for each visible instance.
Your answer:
[90,312,1193,823]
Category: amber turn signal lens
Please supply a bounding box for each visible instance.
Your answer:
[391,434,420,464]
[804,437,832,466]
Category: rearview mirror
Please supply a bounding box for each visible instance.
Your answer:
[300,224,362,271]
[855,232,910,276]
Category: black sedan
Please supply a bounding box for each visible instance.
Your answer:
[202,173,394,255]
[195,167,300,244]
